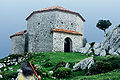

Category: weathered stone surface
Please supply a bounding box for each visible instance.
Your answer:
[93,43,100,50]
[11,34,26,54]
[8,67,13,71]
[53,32,83,52]
[0,75,3,78]
[65,63,70,68]
[0,63,3,68]
[4,68,7,71]
[99,49,106,56]
[15,62,18,65]
[49,71,53,75]
[83,38,87,47]
[10,31,28,54]
[17,69,22,72]
[79,26,120,56]
[79,42,105,56]
[116,48,120,54]
[111,52,119,55]
[94,48,106,56]
[94,48,101,55]
[3,63,6,67]
[73,57,94,71]
[100,26,120,55]
[79,43,91,53]
[7,62,10,65]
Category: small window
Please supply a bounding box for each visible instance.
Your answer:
[38,23,40,25]
[50,21,53,24]
[71,23,73,25]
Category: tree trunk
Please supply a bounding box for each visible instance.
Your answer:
[103,29,106,37]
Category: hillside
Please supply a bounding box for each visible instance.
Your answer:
[0,52,120,80]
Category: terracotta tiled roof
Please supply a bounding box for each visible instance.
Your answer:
[51,28,83,36]
[10,30,27,38]
[26,5,85,22]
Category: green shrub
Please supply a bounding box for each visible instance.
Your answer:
[36,67,48,79]
[43,62,53,68]
[53,67,72,78]
[69,62,74,69]
[94,55,120,69]
[107,56,120,69]
[3,71,18,80]
[88,61,112,75]
[52,61,66,71]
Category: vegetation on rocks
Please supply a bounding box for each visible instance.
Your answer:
[53,67,72,78]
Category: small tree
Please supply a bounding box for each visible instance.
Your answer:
[96,20,112,34]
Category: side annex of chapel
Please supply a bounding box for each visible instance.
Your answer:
[10,5,85,54]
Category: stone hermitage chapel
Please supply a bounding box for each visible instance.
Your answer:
[10,5,85,54]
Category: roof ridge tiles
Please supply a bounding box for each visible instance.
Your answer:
[10,30,27,38]
[26,5,85,22]
[51,28,83,36]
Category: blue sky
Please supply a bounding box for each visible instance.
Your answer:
[0,0,120,59]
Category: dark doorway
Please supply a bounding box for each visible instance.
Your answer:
[64,37,72,52]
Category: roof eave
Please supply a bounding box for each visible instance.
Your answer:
[10,30,27,39]
[10,34,23,39]
[26,9,85,22]
[51,31,83,36]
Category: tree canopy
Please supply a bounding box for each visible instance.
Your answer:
[96,20,112,34]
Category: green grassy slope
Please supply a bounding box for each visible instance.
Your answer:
[1,52,120,80]
[71,69,120,80]
[30,52,89,71]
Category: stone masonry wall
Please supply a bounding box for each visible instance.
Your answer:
[11,35,25,54]
[55,11,84,34]
[27,11,56,52]
[53,32,83,52]
[27,10,84,52]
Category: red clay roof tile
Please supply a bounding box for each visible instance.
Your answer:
[51,28,83,36]
[10,30,27,38]
[26,5,85,22]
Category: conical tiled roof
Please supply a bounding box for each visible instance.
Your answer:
[10,30,27,38]
[26,5,85,22]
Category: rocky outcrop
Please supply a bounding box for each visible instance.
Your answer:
[0,57,24,70]
[79,25,120,56]
[65,63,70,68]
[83,38,87,47]
[0,63,3,68]
[72,57,94,71]
[0,53,31,79]
[100,26,120,55]
[79,43,92,53]
[0,75,3,78]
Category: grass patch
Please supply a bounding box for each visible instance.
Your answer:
[1,52,120,80]
[70,69,120,80]
[30,52,89,71]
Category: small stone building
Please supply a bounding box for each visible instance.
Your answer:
[10,5,85,54]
